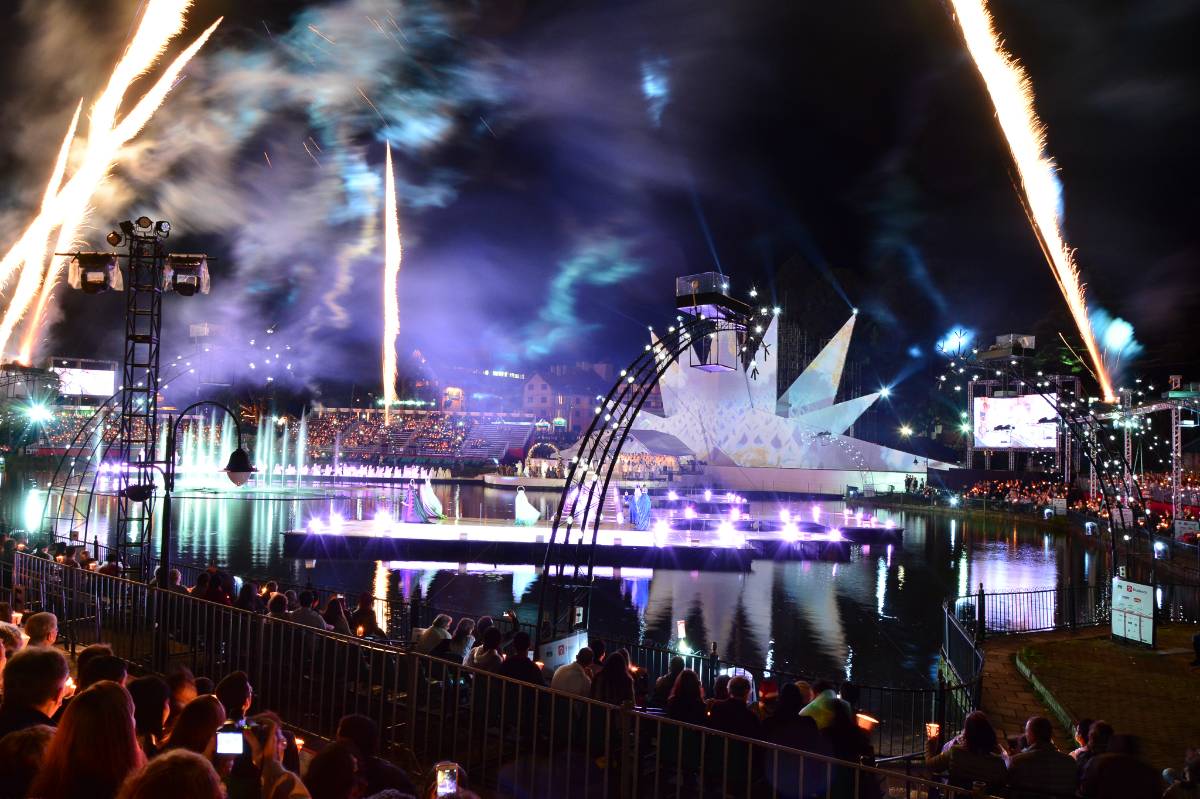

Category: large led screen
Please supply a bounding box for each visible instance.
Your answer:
[52,367,115,397]
[972,395,1058,449]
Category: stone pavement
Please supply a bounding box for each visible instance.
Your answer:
[978,627,1107,751]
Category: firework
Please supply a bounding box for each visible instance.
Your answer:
[948,0,1115,401]
[0,0,221,361]
[382,143,402,423]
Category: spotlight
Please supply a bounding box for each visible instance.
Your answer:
[69,252,122,294]
[154,220,171,236]
[879,387,891,398]
[120,484,155,503]
[106,231,123,247]
[851,307,859,315]
[135,215,153,229]
[223,447,256,487]
[163,254,210,296]
[24,403,52,423]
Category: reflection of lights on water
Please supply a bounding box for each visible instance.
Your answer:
[886,544,894,568]
[703,489,712,502]
[779,508,791,523]
[683,506,696,520]
[652,519,668,547]
[667,490,678,501]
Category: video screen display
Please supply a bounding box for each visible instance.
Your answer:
[52,367,116,397]
[972,395,1058,449]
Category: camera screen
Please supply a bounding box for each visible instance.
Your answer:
[435,766,457,796]
[216,730,244,755]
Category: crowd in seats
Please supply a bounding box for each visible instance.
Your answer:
[963,479,1070,507]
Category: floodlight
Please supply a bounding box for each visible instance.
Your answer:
[136,216,153,229]
[154,220,171,236]
[25,403,52,423]
[106,231,123,247]
[121,484,155,503]
[164,254,210,296]
[68,252,122,294]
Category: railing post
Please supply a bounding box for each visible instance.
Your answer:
[975,583,986,643]
[618,700,635,799]
[1067,578,1076,630]
[935,672,947,733]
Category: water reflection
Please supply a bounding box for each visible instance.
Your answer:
[2,476,1106,687]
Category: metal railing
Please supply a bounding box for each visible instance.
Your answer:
[953,582,1200,638]
[4,551,1002,799]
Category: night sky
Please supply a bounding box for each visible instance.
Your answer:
[0,0,1196,404]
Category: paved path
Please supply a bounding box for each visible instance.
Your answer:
[978,628,1106,750]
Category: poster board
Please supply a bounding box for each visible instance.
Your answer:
[1111,578,1154,647]
[1174,519,1199,539]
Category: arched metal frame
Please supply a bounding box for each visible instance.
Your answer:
[536,312,766,643]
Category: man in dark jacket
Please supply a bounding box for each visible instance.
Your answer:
[0,648,70,739]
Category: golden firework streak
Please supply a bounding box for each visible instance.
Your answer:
[948,0,1114,401]
[382,143,402,424]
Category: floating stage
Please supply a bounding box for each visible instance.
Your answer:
[282,516,903,570]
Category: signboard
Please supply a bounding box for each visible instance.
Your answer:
[537,629,589,673]
[972,395,1058,449]
[50,367,115,397]
[1174,519,1199,539]
[1111,578,1154,646]
[1050,497,1067,516]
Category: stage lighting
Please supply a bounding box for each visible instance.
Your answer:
[879,387,890,398]
[163,254,210,296]
[68,252,122,294]
[121,484,155,503]
[106,231,123,247]
[155,220,171,236]
[24,403,52,423]
[899,425,913,437]
[135,215,153,229]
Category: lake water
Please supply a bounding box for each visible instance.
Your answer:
[2,472,1109,688]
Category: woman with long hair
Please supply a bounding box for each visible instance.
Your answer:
[234,582,265,614]
[29,681,146,799]
[926,710,1007,790]
[437,617,475,663]
[162,695,227,755]
[666,668,707,726]
[322,596,351,635]
[589,651,635,706]
[116,749,223,799]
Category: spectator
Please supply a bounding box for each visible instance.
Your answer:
[799,679,843,730]
[194,677,214,695]
[97,552,122,577]
[76,643,115,677]
[302,741,361,799]
[0,723,53,799]
[467,627,503,673]
[80,654,128,689]
[474,615,495,639]
[793,680,814,706]
[289,591,331,630]
[166,665,197,729]
[191,573,210,597]
[650,656,685,709]
[235,582,266,614]
[665,668,707,727]
[1076,720,1115,777]
[1164,759,1200,799]
[162,695,226,754]
[348,595,384,638]
[589,650,633,705]
[335,714,418,797]
[498,631,545,686]
[0,621,23,658]
[29,681,146,799]
[0,646,70,738]
[127,675,171,759]
[550,647,593,697]
[267,593,289,620]
[761,682,821,753]
[436,618,475,663]
[415,614,452,654]
[322,597,352,635]
[708,675,759,739]
[1006,715,1078,798]
[1071,718,1095,759]
[243,713,311,799]
[586,639,607,680]
[708,674,731,709]
[23,612,57,648]
[925,710,1007,791]
[116,749,223,799]
[1078,734,1161,798]
[166,569,187,593]
[203,573,232,606]
[284,590,300,612]
[216,670,253,723]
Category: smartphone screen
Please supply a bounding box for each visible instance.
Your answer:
[435,765,458,796]
[216,730,244,755]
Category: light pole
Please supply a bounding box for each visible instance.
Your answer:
[124,400,253,588]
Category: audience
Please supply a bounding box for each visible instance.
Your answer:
[348,595,385,638]
[127,675,171,759]
[708,675,759,740]
[1006,715,1078,798]
[0,723,53,799]
[650,655,685,708]
[1079,734,1162,798]
[216,670,254,723]
[549,647,593,697]
[116,749,223,799]
[335,714,418,797]
[162,695,226,754]
[166,665,198,729]
[414,614,452,654]
[23,612,57,648]
[29,680,146,799]
[437,618,475,663]
[0,646,71,738]
[925,710,1007,791]
[665,668,707,727]
[761,681,821,754]
[497,631,544,686]
[589,650,633,705]
[322,596,352,635]
[467,627,503,673]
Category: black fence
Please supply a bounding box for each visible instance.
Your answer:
[3,551,1005,799]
